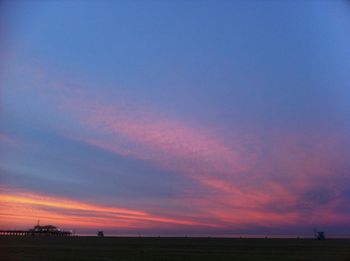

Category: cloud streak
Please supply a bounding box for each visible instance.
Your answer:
[0,186,216,231]
[2,60,350,234]
[51,85,350,230]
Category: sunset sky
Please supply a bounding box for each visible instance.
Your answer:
[1,1,350,236]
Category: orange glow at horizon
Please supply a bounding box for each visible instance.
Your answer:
[0,188,215,230]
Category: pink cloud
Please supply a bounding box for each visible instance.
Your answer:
[60,90,248,175]
[45,85,350,229]
[4,62,350,231]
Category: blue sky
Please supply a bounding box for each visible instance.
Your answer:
[1,0,350,236]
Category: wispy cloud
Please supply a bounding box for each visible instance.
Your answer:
[0,187,216,230]
[51,86,350,229]
[2,61,350,232]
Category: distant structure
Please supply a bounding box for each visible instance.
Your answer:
[97,231,104,237]
[0,224,72,236]
[313,228,326,240]
[316,231,325,240]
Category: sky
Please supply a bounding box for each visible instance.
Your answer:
[1,0,350,236]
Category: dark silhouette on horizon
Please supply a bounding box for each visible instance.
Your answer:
[0,224,72,236]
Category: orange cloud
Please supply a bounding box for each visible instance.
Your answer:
[0,187,216,230]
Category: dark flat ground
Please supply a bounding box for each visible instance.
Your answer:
[1,236,349,261]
